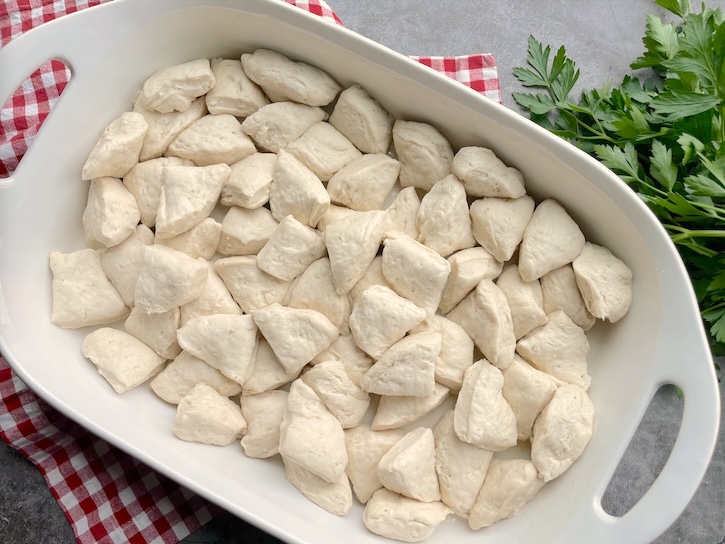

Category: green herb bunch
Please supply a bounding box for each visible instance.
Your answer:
[513,0,725,356]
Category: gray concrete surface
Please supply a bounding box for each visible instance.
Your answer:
[1,0,724,543]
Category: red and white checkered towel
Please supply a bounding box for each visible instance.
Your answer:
[0,1,500,542]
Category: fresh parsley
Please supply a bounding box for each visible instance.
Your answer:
[513,0,725,356]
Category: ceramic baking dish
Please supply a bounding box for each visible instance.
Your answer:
[0,1,720,542]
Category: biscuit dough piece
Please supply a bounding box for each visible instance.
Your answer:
[378,427,440,503]
[179,261,241,325]
[302,360,370,429]
[454,360,517,451]
[285,257,351,333]
[150,350,242,404]
[348,256,393,306]
[155,217,222,260]
[286,121,362,182]
[496,265,548,339]
[82,112,148,180]
[100,224,154,308]
[385,186,420,240]
[371,383,450,431]
[381,231,451,317]
[446,279,516,370]
[83,177,141,248]
[173,383,247,446]
[451,146,526,199]
[433,410,493,518]
[283,458,353,516]
[241,101,327,153]
[417,174,476,257]
[134,96,207,161]
[242,338,300,395]
[518,199,586,282]
[572,242,633,323]
[134,245,207,314]
[329,84,394,154]
[316,204,356,233]
[517,310,591,390]
[155,164,231,239]
[279,379,348,483]
[531,383,594,481]
[81,327,165,393]
[439,246,503,313]
[253,303,339,374]
[363,488,450,543]
[270,150,330,228]
[411,316,474,392]
[470,195,535,263]
[240,389,288,458]
[326,210,387,295]
[327,154,400,211]
[177,314,258,384]
[166,114,256,166]
[345,425,406,504]
[361,332,441,397]
[468,459,545,529]
[220,153,276,209]
[311,334,374,388]
[256,215,327,281]
[501,355,559,441]
[348,285,426,360]
[241,49,341,107]
[214,256,291,312]
[393,120,453,191]
[138,58,215,114]
[123,156,194,228]
[125,305,181,360]
[50,249,129,329]
[541,265,596,330]
[206,58,269,117]
[217,206,278,256]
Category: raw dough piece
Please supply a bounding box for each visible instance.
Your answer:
[348,285,426,360]
[516,310,591,390]
[256,215,327,281]
[302,360,370,429]
[82,112,148,180]
[286,121,362,182]
[325,210,387,295]
[327,154,400,211]
[240,389,288,458]
[446,279,516,370]
[217,206,278,256]
[138,58,215,113]
[371,383,450,431]
[329,84,394,154]
[531,383,594,481]
[417,174,476,256]
[270,150,330,228]
[166,114,256,166]
[81,327,165,393]
[348,256,393,306]
[572,242,633,323]
[220,153,276,209]
[363,488,450,543]
[381,231,451,317]
[134,95,207,161]
[242,338,300,395]
[518,199,586,282]
[393,120,453,191]
[345,425,406,504]
[316,204,356,233]
[377,427,441,502]
[385,186,420,239]
[205,58,269,117]
[252,303,338,374]
[311,334,374,388]
[214,255,291,312]
[278,379,348,483]
[540,265,596,330]
[469,195,535,263]
[283,458,353,516]
[150,350,242,404]
[173,383,247,446]
[241,101,327,153]
[241,48,341,106]
[496,265,548,339]
[50,249,129,329]
[179,261,241,325]
[439,246,503,313]
[156,217,222,260]
[451,146,526,199]
[100,224,154,308]
[83,177,140,248]
[125,305,181,360]
[454,360,517,451]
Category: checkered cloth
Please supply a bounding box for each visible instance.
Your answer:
[0,1,500,543]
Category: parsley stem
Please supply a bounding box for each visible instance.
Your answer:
[668,227,725,242]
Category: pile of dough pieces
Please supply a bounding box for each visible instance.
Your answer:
[49,48,633,542]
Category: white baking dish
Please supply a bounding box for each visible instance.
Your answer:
[0,1,719,542]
